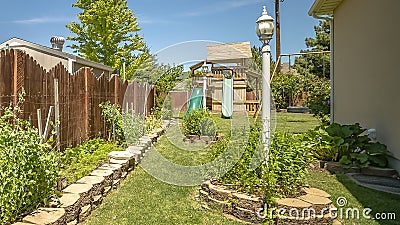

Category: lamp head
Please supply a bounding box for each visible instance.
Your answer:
[256,6,274,44]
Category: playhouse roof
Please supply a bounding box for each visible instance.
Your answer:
[207,42,252,63]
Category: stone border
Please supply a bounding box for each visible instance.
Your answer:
[199,180,264,224]
[199,180,341,225]
[183,135,224,144]
[318,161,399,178]
[13,121,170,225]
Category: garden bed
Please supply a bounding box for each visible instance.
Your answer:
[199,180,339,225]
[11,125,168,225]
[199,180,264,224]
[183,135,224,144]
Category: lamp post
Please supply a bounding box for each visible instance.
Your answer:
[256,6,274,167]
[202,62,209,109]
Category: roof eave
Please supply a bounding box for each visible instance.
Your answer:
[308,0,343,17]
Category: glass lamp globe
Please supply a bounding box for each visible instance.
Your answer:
[256,6,275,44]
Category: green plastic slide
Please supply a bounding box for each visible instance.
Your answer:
[185,88,203,117]
[222,77,233,118]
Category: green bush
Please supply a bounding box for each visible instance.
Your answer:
[60,138,122,184]
[122,112,145,145]
[0,106,58,224]
[183,109,216,136]
[160,95,172,120]
[271,73,331,123]
[145,114,163,133]
[271,73,305,109]
[268,132,313,197]
[208,124,312,198]
[100,101,145,145]
[306,77,330,123]
[303,123,388,168]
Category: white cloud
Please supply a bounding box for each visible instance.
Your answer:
[181,0,262,17]
[136,13,177,25]
[13,17,72,25]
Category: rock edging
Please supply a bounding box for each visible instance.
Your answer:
[13,122,169,225]
[200,180,342,225]
[199,180,264,224]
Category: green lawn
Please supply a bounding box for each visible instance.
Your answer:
[84,113,248,225]
[275,112,320,134]
[307,171,400,225]
[84,113,399,225]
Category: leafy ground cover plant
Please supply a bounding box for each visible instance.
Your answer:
[271,73,330,123]
[100,101,145,145]
[183,109,216,136]
[207,123,312,198]
[0,106,58,224]
[145,114,163,133]
[303,123,388,168]
[306,76,330,123]
[60,138,122,184]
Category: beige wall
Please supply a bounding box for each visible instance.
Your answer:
[17,47,68,71]
[333,0,400,162]
[73,62,111,78]
[11,47,111,77]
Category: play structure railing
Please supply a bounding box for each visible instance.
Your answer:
[211,67,247,80]
[245,100,260,114]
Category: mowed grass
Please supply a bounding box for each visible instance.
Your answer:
[275,112,320,134]
[84,167,244,225]
[85,112,399,225]
[307,171,400,225]
[84,113,248,225]
[84,112,318,225]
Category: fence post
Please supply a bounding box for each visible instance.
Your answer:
[13,51,18,105]
[43,106,54,143]
[84,69,89,139]
[114,76,118,105]
[54,78,60,152]
[37,109,42,137]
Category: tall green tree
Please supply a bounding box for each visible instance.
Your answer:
[293,20,330,78]
[66,0,146,75]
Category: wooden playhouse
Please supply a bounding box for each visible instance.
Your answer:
[190,42,261,114]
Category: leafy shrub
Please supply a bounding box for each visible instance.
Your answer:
[183,109,216,136]
[271,73,330,123]
[0,106,58,224]
[271,73,305,109]
[267,132,313,197]
[208,124,312,198]
[306,77,330,123]
[206,126,262,194]
[303,126,349,162]
[160,95,172,120]
[304,123,388,168]
[60,138,122,184]
[145,114,163,133]
[122,112,145,145]
[100,101,145,145]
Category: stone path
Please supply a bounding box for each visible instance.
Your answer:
[12,122,169,225]
[348,173,400,195]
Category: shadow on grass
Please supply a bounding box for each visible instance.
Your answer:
[335,174,400,225]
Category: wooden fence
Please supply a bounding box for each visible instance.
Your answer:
[0,49,154,150]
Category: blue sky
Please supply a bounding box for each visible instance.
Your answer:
[0,0,318,62]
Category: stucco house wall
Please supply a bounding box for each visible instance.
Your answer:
[309,0,400,172]
[331,0,400,170]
